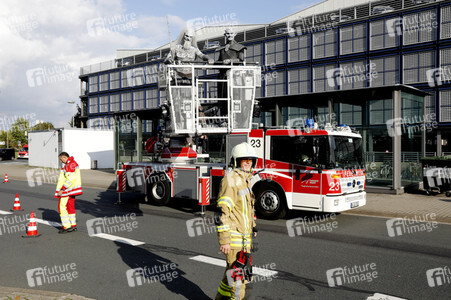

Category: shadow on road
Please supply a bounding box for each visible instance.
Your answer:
[115,241,211,300]
[75,189,144,218]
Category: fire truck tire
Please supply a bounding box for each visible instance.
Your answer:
[255,185,287,219]
[147,180,171,205]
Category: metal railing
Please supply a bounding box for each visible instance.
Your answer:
[79,0,443,76]
[365,151,427,163]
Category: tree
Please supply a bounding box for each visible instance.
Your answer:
[0,130,7,148]
[69,105,82,128]
[9,117,30,149]
[32,122,54,131]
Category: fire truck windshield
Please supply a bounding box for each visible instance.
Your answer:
[330,136,364,169]
[271,135,363,169]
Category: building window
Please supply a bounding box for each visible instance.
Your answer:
[110,71,120,90]
[159,89,167,104]
[99,74,109,91]
[313,64,337,92]
[340,23,366,55]
[245,43,262,64]
[99,95,109,113]
[313,29,337,59]
[129,67,145,86]
[283,107,311,127]
[206,52,219,75]
[370,55,399,87]
[404,10,437,45]
[146,89,158,109]
[403,51,435,84]
[265,39,285,66]
[441,6,451,40]
[340,60,368,90]
[424,92,436,121]
[402,92,423,121]
[288,68,311,94]
[121,92,132,111]
[145,64,159,84]
[369,99,393,125]
[370,18,399,50]
[440,47,451,71]
[110,94,120,112]
[144,120,153,133]
[265,70,285,97]
[339,103,362,126]
[288,34,310,63]
[89,117,109,129]
[439,90,451,122]
[89,76,98,93]
[88,97,98,114]
[133,90,145,110]
[121,70,130,88]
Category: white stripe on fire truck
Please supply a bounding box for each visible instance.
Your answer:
[256,168,362,176]
[189,255,278,277]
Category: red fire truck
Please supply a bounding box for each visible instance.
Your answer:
[117,64,366,219]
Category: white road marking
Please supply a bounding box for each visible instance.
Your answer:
[89,233,145,246]
[35,218,62,228]
[0,210,145,246]
[366,293,406,300]
[190,255,278,277]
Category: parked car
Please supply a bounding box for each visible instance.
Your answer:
[0,148,15,161]
[372,6,395,15]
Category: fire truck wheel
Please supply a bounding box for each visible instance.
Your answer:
[255,186,286,219]
[147,180,171,205]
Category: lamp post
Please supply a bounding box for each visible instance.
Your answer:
[67,101,75,128]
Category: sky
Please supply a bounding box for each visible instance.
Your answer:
[0,0,320,130]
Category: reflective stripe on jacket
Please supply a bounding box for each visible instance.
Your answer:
[216,168,256,250]
[55,156,83,198]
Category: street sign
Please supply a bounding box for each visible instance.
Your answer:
[0,141,5,146]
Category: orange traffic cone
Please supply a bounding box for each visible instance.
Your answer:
[3,174,8,183]
[11,193,24,212]
[22,211,41,238]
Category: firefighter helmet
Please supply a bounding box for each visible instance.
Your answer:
[231,142,258,169]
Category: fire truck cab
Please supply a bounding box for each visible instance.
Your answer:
[248,125,366,219]
[18,144,29,159]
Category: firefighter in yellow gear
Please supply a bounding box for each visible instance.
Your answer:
[215,142,258,300]
[55,152,83,234]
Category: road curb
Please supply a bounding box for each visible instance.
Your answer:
[0,286,96,300]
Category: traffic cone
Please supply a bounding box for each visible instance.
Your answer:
[3,174,8,183]
[11,193,24,212]
[22,211,41,238]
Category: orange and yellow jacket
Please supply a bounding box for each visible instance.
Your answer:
[215,168,256,251]
[54,156,83,198]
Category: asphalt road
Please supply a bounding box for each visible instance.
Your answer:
[0,180,450,300]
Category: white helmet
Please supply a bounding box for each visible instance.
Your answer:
[231,142,258,169]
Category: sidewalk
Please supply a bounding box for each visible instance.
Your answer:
[0,286,96,300]
[1,162,450,224]
[0,162,116,190]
